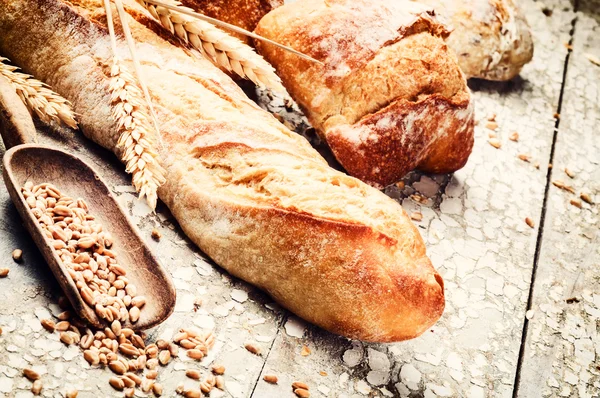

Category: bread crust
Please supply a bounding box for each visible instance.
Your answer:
[419,0,534,80]
[326,93,474,187]
[0,0,444,342]
[255,0,475,187]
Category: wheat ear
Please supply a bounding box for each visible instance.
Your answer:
[0,57,78,129]
[104,0,166,210]
[114,0,162,135]
[143,0,322,65]
[136,0,285,92]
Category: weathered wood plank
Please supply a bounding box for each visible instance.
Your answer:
[0,1,580,397]
[251,0,577,397]
[516,0,600,396]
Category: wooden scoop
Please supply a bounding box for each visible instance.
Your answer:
[0,76,175,330]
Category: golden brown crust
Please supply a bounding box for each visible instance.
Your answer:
[0,0,444,342]
[419,0,534,80]
[180,0,283,44]
[167,179,445,342]
[255,0,475,187]
[326,93,474,187]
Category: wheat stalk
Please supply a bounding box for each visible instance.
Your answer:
[135,0,285,92]
[114,0,162,135]
[0,57,78,129]
[143,0,322,65]
[105,0,166,210]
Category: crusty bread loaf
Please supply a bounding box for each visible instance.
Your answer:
[255,0,475,188]
[418,0,534,80]
[180,0,282,45]
[0,0,444,342]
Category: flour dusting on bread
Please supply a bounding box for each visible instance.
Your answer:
[296,0,441,80]
[256,0,474,187]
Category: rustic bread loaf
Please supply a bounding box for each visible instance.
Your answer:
[418,0,534,80]
[0,0,445,342]
[255,0,475,188]
[180,0,282,44]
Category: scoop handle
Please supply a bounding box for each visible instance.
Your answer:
[0,75,37,148]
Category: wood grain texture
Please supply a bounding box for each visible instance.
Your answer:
[516,1,600,395]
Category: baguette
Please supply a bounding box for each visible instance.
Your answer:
[418,0,534,80]
[255,0,475,188]
[0,0,444,342]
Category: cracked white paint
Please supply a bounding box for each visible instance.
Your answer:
[230,289,249,303]
[284,316,306,338]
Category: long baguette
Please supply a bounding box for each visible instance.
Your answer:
[0,0,444,342]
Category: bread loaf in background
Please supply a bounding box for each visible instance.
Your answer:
[418,0,534,80]
[255,0,475,188]
[0,0,445,342]
[180,0,282,44]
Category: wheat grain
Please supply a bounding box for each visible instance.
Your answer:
[136,0,284,92]
[23,369,41,381]
[152,383,163,396]
[215,375,225,390]
[580,192,593,204]
[31,380,43,395]
[109,377,125,391]
[66,390,79,398]
[12,249,22,262]
[292,382,310,391]
[22,181,149,326]
[263,375,278,384]
[244,342,261,355]
[294,388,310,398]
[0,58,78,129]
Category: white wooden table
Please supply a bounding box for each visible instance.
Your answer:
[0,0,598,397]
